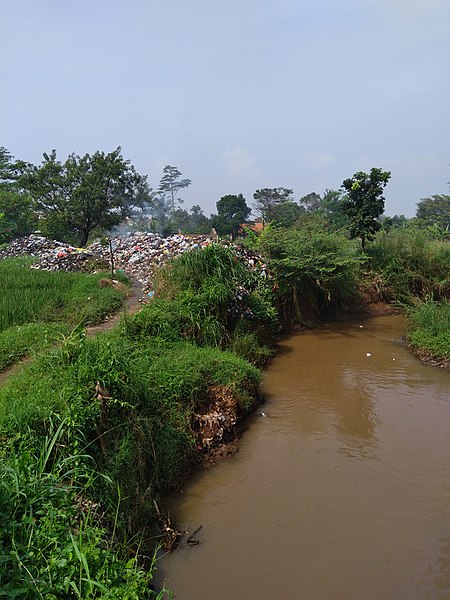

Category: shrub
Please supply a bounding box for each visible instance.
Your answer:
[259,221,362,325]
[366,228,450,302]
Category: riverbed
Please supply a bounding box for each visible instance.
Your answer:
[156,316,450,599]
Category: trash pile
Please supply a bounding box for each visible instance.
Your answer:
[0,233,268,298]
[0,235,101,273]
[89,233,214,295]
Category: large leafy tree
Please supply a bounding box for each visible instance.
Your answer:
[18,148,147,246]
[298,192,321,212]
[270,201,303,228]
[252,187,293,224]
[214,193,251,238]
[0,147,36,242]
[157,165,191,216]
[341,168,391,250]
[416,194,450,230]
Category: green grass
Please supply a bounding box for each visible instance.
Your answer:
[0,258,129,331]
[0,420,166,599]
[366,229,450,302]
[0,322,69,370]
[407,299,450,362]
[0,258,129,370]
[0,245,270,596]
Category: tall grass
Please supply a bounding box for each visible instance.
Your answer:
[0,258,129,371]
[0,258,129,331]
[366,229,450,302]
[259,220,363,326]
[0,420,166,599]
[0,321,69,370]
[407,299,450,362]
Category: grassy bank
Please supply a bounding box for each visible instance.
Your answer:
[0,258,129,370]
[0,245,275,597]
[407,299,450,365]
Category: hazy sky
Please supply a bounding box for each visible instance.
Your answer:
[1,0,449,217]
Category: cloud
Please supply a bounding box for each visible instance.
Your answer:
[221,148,263,179]
[303,151,334,169]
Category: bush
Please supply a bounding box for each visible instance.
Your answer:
[407,299,450,361]
[366,228,450,302]
[259,220,362,325]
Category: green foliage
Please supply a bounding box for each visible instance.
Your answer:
[252,187,293,224]
[0,189,36,243]
[316,189,351,231]
[0,322,68,371]
[131,245,277,346]
[0,258,128,333]
[17,148,148,246]
[157,165,191,216]
[214,194,251,238]
[0,244,272,596]
[416,194,450,230]
[259,218,362,325]
[168,205,212,234]
[230,329,274,366]
[407,299,450,361]
[366,228,450,302]
[270,201,303,228]
[0,422,163,598]
[341,168,391,249]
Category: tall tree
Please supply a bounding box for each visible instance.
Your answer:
[18,148,147,246]
[298,192,321,212]
[341,168,391,250]
[157,165,191,215]
[252,187,293,224]
[317,189,350,230]
[214,194,251,239]
[416,194,450,230]
[0,147,36,241]
[270,201,303,228]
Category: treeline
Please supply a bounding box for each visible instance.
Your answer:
[2,146,449,247]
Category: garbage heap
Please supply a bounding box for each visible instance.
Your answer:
[0,233,268,298]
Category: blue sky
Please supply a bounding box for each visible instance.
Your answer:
[1,0,449,217]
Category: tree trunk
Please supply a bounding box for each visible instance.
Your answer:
[79,230,90,247]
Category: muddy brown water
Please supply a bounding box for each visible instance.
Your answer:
[155,316,450,600]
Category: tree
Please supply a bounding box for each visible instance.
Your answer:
[0,190,36,242]
[416,194,450,230]
[316,189,351,230]
[0,147,36,242]
[380,214,409,232]
[270,201,304,228]
[0,147,16,188]
[18,148,147,246]
[214,194,251,239]
[298,192,321,212]
[341,168,391,250]
[157,165,191,216]
[252,187,293,224]
[187,205,212,234]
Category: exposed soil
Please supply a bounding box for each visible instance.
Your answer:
[191,385,261,468]
[408,346,450,371]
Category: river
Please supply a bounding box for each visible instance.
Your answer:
[155,316,450,599]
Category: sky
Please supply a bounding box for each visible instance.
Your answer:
[1,0,449,217]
